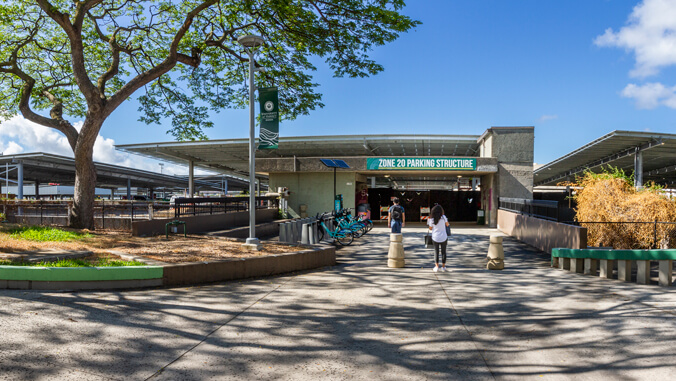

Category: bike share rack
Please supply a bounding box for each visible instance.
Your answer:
[279,217,322,244]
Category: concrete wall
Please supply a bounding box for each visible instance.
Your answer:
[163,247,336,286]
[131,208,278,237]
[498,209,587,254]
[478,127,534,226]
[270,172,357,217]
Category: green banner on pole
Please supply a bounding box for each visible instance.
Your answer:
[258,87,279,149]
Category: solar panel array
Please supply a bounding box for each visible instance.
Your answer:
[320,159,350,169]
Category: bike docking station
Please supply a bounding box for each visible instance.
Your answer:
[388,233,405,268]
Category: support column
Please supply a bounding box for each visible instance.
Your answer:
[659,260,673,286]
[618,260,633,282]
[223,179,228,196]
[110,188,114,200]
[127,178,131,200]
[636,260,650,284]
[188,160,194,198]
[149,187,154,200]
[599,260,614,279]
[634,148,643,188]
[34,180,40,200]
[570,258,584,273]
[584,258,598,275]
[17,161,23,200]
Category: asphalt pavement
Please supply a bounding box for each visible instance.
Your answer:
[1,224,676,380]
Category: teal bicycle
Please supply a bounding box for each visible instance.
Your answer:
[316,213,355,245]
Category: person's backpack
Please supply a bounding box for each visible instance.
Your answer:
[391,205,403,221]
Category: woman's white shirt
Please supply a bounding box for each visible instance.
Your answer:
[428,215,448,242]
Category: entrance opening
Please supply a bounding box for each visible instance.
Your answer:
[367,188,480,222]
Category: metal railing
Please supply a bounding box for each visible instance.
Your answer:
[499,198,560,221]
[1,197,280,230]
[565,220,676,250]
[173,196,279,219]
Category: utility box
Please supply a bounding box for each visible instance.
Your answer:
[477,209,485,225]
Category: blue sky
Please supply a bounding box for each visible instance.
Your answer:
[2,0,676,172]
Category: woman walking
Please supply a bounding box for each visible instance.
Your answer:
[428,204,450,272]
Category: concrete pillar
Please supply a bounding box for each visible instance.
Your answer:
[110,188,114,200]
[618,260,633,282]
[17,161,23,199]
[559,257,571,270]
[584,258,598,275]
[636,260,650,285]
[188,160,194,198]
[223,179,228,195]
[659,260,673,286]
[486,235,504,270]
[149,187,154,200]
[34,180,40,200]
[634,149,643,188]
[387,233,405,268]
[126,178,131,200]
[599,260,614,279]
[371,177,375,188]
[551,257,560,268]
[570,258,584,274]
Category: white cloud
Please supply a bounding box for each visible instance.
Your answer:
[0,116,193,175]
[537,114,558,123]
[621,82,676,109]
[595,0,676,78]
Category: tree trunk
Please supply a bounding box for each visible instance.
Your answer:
[70,122,99,230]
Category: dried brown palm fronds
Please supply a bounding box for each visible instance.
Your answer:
[572,169,676,249]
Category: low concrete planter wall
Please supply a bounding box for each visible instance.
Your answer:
[0,244,335,290]
[552,248,676,286]
[0,266,164,290]
[163,246,336,286]
[132,208,278,237]
[498,209,587,254]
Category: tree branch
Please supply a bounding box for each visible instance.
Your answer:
[36,0,100,107]
[105,0,217,118]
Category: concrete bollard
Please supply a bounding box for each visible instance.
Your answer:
[486,235,504,270]
[387,233,405,268]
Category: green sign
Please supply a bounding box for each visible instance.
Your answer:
[258,87,279,149]
[366,157,477,170]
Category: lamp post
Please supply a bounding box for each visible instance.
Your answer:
[238,34,265,250]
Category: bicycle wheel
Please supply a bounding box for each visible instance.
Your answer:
[335,230,354,246]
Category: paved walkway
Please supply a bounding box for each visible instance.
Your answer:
[2,226,676,380]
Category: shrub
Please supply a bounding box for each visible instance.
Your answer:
[573,168,676,249]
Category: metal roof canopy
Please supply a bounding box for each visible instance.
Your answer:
[534,130,676,187]
[0,152,237,191]
[115,134,482,177]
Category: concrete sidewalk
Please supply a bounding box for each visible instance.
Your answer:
[1,226,676,380]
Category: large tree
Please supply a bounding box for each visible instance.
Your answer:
[0,0,418,229]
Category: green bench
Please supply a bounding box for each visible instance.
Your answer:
[552,248,676,286]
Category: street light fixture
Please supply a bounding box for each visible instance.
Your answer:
[238,34,265,251]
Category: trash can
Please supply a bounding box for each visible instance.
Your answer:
[477,209,485,225]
